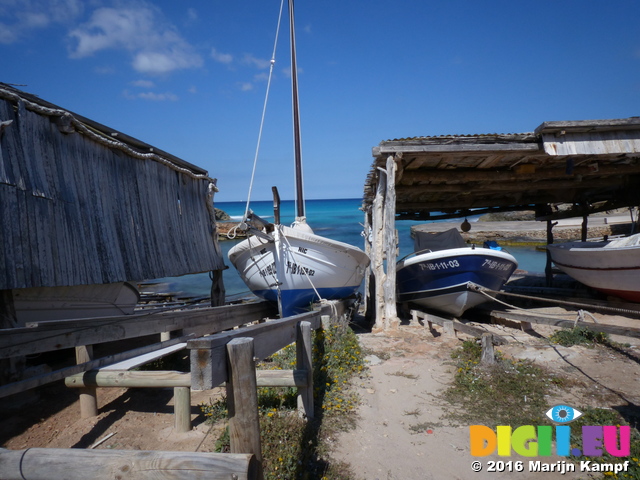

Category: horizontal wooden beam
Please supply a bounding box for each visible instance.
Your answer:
[189,308,328,390]
[375,143,541,156]
[397,163,640,185]
[0,301,276,359]
[397,177,622,195]
[0,303,275,399]
[65,369,308,389]
[65,370,191,388]
[410,309,508,344]
[0,448,257,480]
[490,309,640,339]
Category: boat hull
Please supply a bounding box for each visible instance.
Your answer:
[547,239,640,302]
[396,248,518,317]
[228,224,370,316]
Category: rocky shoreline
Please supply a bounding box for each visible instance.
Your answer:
[412,213,635,246]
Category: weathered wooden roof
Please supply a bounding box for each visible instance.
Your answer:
[364,117,640,220]
[0,83,225,290]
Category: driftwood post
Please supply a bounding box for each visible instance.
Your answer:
[75,345,98,418]
[296,321,313,419]
[226,337,263,480]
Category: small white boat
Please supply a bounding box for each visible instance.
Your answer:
[396,229,518,317]
[227,0,370,316]
[228,222,370,317]
[547,233,640,302]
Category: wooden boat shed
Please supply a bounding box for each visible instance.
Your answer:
[0,83,226,330]
[362,117,640,330]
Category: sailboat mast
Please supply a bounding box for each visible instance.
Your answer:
[289,0,305,219]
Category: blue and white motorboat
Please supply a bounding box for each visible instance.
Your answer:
[396,228,518,317]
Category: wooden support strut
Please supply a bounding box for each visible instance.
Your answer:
[410,309,508,345]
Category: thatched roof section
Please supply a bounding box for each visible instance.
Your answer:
[0,83,224,290]
[364,118,640,220]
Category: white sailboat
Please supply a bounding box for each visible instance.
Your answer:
[227,0,370,317]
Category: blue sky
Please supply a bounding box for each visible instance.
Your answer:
[2,0,639,202]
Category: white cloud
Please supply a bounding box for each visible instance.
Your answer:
[123,89,178,101]
[131,79,155,88]
[0,0,84,44]
[211,47,233,64]
[68,2,202,75]
[138,91,178,101]
[242,53,271,69]
[239,82,254,91]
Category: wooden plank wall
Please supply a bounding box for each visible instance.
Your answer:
[541,130,640,156]
[0,96,224,290]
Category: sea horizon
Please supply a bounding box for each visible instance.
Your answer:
[146,197,545,299]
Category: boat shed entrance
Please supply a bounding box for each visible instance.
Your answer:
[362,117,640,330]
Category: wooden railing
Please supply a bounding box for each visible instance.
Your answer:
[0,301,277,398]
[1,298,354,480]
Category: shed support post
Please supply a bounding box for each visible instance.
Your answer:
[75,345,98,418]
[296,321,313,419]
[383,154,400,329]
[545,218,556,287]
[210,269,226,307]
[226,337,263,480]
[372,166,386,331]
[363,209,375,325]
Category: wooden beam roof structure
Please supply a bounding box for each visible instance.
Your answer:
[364,117,640,220]
[361,117,640,331]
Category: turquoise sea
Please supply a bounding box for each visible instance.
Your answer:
[151,198,546,299]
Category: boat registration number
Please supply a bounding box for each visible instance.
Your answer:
[286,261,315,277]
[482,259,512,271]
[424,260,460,270]
[259,262,277,277]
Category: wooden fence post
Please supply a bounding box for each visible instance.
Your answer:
[296,321,313,419]
[481,333,495,365]
[75,345,98,418]
[173,386,191,433]
[226,337,263,480]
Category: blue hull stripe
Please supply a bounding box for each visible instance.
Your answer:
[252,286,360,317]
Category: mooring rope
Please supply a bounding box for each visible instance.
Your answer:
[470,283,640,317]
[241,0,286,222]
[279,226,323,303]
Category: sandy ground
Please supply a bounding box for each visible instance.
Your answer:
[332,311,640,480]
[1,307,639,479]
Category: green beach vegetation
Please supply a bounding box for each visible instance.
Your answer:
[200,318,365,480]
[444,338,640,480]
